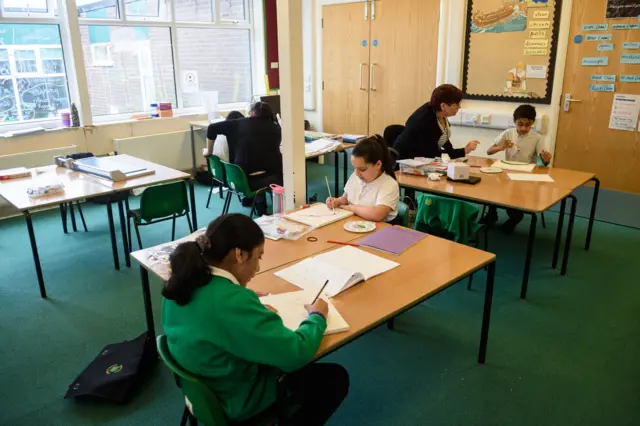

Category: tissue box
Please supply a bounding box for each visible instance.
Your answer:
[447,163,470,181]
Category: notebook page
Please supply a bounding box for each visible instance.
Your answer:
[314,246,399,281]
[274,257,356,297]
[285,204,354,228]
[492,160,536,173]
[259,292,349,335]
[507,173,555,182]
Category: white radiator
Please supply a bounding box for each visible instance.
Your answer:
[113,130,196,171]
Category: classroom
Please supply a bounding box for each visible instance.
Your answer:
[0,0,639,425]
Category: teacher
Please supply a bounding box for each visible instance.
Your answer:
[393,84,479,160]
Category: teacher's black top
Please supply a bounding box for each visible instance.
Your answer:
[393,103,466,160]
[207,117,282,176]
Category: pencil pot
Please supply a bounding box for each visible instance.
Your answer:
[270,184,286,216]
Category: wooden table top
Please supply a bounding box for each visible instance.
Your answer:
[247,228,496,358]
[396,157,579,213]
[0,165,114,211]
[131,216,389,282]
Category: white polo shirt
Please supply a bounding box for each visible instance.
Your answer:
[344,172,400,222]
[494,128,544,163]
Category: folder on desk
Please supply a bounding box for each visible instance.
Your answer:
[359,226,426,255]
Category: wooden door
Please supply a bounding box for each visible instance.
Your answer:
[555,0,640,193]
[368,0,440,136]
[322,2,371,135]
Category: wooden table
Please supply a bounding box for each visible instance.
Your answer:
[248,230,497,363]
[0,166,117,298]
[396,157,590,299]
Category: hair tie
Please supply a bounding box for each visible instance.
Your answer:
[195,235,211,254]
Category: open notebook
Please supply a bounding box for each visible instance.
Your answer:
[260,291,349,335]
[285,203,354,228]
[492,160,536,173]
[274,246,399,297]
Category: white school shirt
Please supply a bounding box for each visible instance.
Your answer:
[344,172,400,222]
[212,135,229,162]
[494,128,544,163]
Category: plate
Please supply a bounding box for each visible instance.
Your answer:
[480,167,502,174]
[344,221,376,233]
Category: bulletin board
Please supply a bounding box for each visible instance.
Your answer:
[462,0,564,104]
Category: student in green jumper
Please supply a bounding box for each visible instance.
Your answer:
[162,214,349,425]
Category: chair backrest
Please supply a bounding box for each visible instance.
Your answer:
[414,194,480,244]
[222,162,254,197]
[139,181,190,221]
[157,335,229,426]
[207,155,226,184]
[397,200,410,228]
[383,124,406,147]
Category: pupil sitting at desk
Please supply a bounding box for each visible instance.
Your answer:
[204,102,282,215]
[326,135,400,223]
[393,84,480,161]
[162,214,349,425]
[209,110,245,163]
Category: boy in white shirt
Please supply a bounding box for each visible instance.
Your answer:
[483,104,552,232]
[327,135,400,222]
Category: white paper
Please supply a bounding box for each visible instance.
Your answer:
[526,64,547,79]
[396,158,433,167]
[181,70,199,93]
[304,138,342,156]
[285,203,353,228]
[492,160,537,173]
[608,94,640,131]
[507,173,555,182]
[315,246,399,281]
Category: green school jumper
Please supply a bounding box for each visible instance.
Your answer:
[162,272,327,422]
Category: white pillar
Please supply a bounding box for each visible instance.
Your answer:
[277,0,306,209]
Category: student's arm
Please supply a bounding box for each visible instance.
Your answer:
[487,130,508,155]
[217,290,326,373]
[536,135,551,165]
[341,204,391,222]
[326,194,347,209]
[204,121,235,156]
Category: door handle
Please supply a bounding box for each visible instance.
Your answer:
[371,0,375,20]
[364,1,368,20]
[563,94,582,112]
[360,63,366,91]
[370,63,377,91]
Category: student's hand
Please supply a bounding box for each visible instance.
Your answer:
[504,140,514,150]
[264,305,278,313]
[202,148,211,157]
[339,204,354,212]
[253,290,269,297]
[326,197,339,209]
[305,299,329,319]
[540,150,552,164]
[465,140,480,154]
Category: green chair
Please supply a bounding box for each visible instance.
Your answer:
[396,200,410,228]
[127,181,193,251]
[222,162,271,219]
[206,155,226,208]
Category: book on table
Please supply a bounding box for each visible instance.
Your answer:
[274,245,399,297]
[358,226,426,255]
[285,203,353,228]
[0,167,31,180]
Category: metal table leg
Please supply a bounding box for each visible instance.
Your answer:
[106,201,120,271]
[552,198,566,269]
[117,200,130,268]
[188,179,198,229]
[562,195,577,276]
[190,125,197,177]
[140,267,157,347]
[59,204,68,234]
[585,177,600,251]
[69,202,77,232]
[478,260,496,364]
[25,211,46,298]
[520,213,537,300]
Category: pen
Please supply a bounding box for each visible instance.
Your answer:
[326,240,360,247]
[325,176,335,214]
[311,280,330,304]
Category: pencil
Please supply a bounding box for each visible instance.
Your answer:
[326,240,360,247]
[311,279,330,304]
[325,176,334,213]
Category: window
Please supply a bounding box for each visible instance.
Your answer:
[2,0,49,15]
[175,0,213,23]
[125,0,171,21]
[75,0,119,19]
[90,43,113,66]
[219,0,246,21]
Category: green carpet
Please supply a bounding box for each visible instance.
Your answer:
[1,162,639,426]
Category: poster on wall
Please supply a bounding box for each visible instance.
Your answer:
[462,0,562,104]
[606,0,640,18]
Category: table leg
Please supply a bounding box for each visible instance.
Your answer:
[520,213,537,300]
[562,195,577,276]
[478,260,495,364]
[333,151,339,196]
[343,150,348,188]
[552,198,566,269]
[190,125,197,177]
[140,267,157,344]
[25,211,46,298]
[59,204,68,234]
[188,179,198,230]
[585,177,600,251]
[106,201,120,271]
[117,200,130,268]
[69,202,77,232]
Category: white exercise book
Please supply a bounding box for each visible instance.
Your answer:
[274,246,399,297]
[492,160,537,173]
[507,173,555,182]
[285,203,354,228]
[260,291,349,335]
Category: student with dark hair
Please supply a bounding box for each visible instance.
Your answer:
[162,214,349,425]
[326,135,400,222]
[203,102,282,214]
[210,110,244,162]
[393,84,480,160]
[483,104,552,232]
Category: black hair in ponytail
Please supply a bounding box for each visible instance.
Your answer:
[162,214,265,306]
[352,135,397,181]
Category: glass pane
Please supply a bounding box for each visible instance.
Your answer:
[43,59,64,74]
[175,0,212,22]
[18,77,70,120]
[80,25,177,117]
[41,47,63,59]
[177,28,252,105]
[219,0,246,21]
[0,50,11,76]
[0,78,18,123]
[125,0,171,20]
[2,0,48,14]
[15,50,38,73]
[76,0,119,19]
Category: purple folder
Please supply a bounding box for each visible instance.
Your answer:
[359,226,426,255]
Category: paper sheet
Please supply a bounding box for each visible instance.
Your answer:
[507,173,555,182]
[608,94,640,131]
[285,203,353,228]
[492,160,537,173]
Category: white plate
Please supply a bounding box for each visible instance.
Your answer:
[480,167,502,174]
[344,221,376,233]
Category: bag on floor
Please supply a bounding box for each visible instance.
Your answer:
[64,332,156,404]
